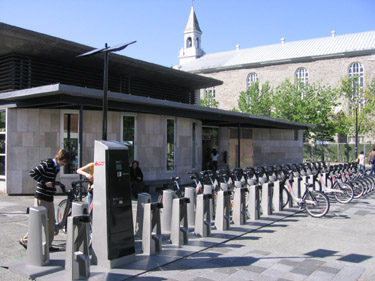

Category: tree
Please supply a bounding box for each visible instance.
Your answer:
[339,77,375,137]
[272,79,339,141]
[237,81,273,116]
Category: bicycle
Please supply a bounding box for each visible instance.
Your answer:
[55,179,91,234]
[323,166,354,204]
[157,177,184,203]
[283,170,330,218]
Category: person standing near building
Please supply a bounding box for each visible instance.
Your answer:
[19,149,70,251]
[368,148,375,175]
[130,160,144,199]
[356,151,365,171]
[211,148,219,171]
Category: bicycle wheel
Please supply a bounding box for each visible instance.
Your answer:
[334,182,354,204]
[304,190,330,218]
[56,199,70,233]
[352,180,364,199]
[281,187,290,209]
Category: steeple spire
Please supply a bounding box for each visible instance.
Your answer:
[185,5,202,34]
[178,5,205,65]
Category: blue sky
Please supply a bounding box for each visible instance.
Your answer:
[1,0,374,67]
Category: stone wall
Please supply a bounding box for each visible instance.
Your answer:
[4,108,203,194]
[199,55,375,111]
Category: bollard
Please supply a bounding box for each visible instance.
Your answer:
[272,180,281,212]
[301,176,308,196]
[261,182,273,217]
[215,190,231,231]
[233,187,248,225]
[220,182,229,191]
[247,183,261,221]
[316,173,326,191]
[142,202,163,255]
[184,187,196,228]
[72,201,89,217]
[160,189,175,233]
[292,177,302,206]
[194,194,212,237]
[65,214,90,280]
[170,197,190,246]
[26,206,49,266]
[203,184,214,220]
[135,193,151,237]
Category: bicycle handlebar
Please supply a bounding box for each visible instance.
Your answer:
[54,181,66,194]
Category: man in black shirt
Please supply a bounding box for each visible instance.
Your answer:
[19,149,70,252]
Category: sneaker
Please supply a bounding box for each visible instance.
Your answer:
[19,239,27,249]
[49,246,60,252]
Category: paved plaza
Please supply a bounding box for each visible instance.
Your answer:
[0,192,374,280]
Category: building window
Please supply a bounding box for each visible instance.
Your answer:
[166,119,175,171]
[295,67,309,87]
[186,37,192,48]
[122,115,136,165]
[247,73,259,88]
[192,122,197,168]
[349,62,364,88]
[0,110,6,177]
[61,111,79,176]
[204,87,216,107]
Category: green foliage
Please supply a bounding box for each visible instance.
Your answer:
[238,81,273,116]
[338,77,375,136]
[236,79,339,141]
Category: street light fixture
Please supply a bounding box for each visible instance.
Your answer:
[77,41,136,140]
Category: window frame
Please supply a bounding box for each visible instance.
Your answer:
[246,72,259,88]
[121,113,138,164]
[166,117,176,171]
[295,67,309,88]
[0,110,6,179]
[348,62,364,88]
[60,110,79,178]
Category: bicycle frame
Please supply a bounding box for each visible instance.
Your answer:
[285,179,316,206]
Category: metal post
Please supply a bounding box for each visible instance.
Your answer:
[355,105,358,159]
[237,123,241,168]
[102,44,108,141]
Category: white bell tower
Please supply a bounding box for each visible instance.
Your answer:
[179,5,205,65]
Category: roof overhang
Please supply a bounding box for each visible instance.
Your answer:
[0,22,222,90]
[0,84,312,130]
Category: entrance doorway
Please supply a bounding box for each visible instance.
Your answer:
[202,127,219,170]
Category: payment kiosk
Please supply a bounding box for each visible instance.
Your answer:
[92,140,135,268]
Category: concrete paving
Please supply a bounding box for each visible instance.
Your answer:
[0,192,374,280]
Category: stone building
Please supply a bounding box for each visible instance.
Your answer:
[0,22,310,194]
[176,6,375,144]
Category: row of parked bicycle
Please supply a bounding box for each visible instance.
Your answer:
[163,161,374,219]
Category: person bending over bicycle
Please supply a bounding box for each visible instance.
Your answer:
[19,149,70,252]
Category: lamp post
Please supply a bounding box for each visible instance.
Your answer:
[78,41,136,140]
[321,120,326,162]
[355,101,359,159]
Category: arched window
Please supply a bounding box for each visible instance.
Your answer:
[186,37,192,48]
[295,67,309,87]
[246,73,258,88]
[349,62,364,88]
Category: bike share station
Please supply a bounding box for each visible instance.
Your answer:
[6,140,309,281]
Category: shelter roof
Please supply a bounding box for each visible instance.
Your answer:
[0,83,311,130]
